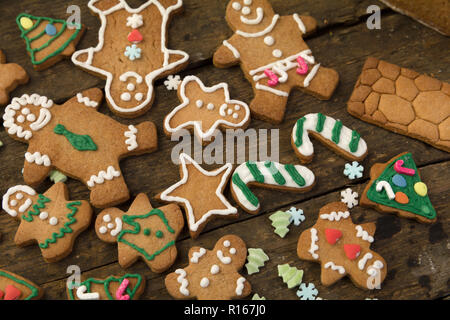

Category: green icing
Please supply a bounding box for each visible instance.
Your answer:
[22,194,51,222]
[54,124,97,151]
[295,117,306,147]
[0,271,40,300]
[232,173,259,207]
[331,120,343,144]
[39,201,81,249]
[156,230,163,238]
[143,228,151,236]
[316,113,326,132]
[264,161,286,185]
[16,13,82,66]
[284,164,306,187]
[246,162,264,183]
[366,153,436,219]
[349,130,361,153]
[117,209,175,261]
[68,274,143,300]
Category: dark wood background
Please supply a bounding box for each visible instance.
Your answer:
[0,0,448,300]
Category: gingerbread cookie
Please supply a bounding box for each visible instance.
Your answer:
[0,50,29,106]
[347,57,450,153]
[67,274,145,300]
[360,152,437,224]
[16,13,85,71]
[297,202,387,289]
[0,269,43,300]
[2,183,92,263]
[72,0,189,117]
[156,153,238,239]
[292,113,368,163]
[165,235,251,300]
[231,161,315,214]
[164,75,251,145]
[213,0,339,124]
[3,88,158,208]
[96,193,184,273]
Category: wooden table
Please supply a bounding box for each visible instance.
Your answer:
[0,0,448,300]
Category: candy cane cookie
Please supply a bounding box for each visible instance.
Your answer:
[231,161,315,214]
[291,113,368,163]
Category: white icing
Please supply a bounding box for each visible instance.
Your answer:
[119,71,143,84]
[244,0,252,5]
[234,105,240,111]
[235,277,246,295]
[135,93,143,101]
[264,36,274,46]
[255,83,288,96]
[190,248,206,263]
[21,108,30,115]
[237,14,279,37]
[207,103,214,110]
[26,114,36,122]
[200,277,210,288]
[16,193,24,200]
[17,115,25,123]
[356,225,374,243]
[230,248,236,255]
[291,113,368,158]
[49,217,58,226]
[19,199,33,213]
[217,250,232,264]
[86,166,121,188]
[71,0,189,115]
[358,253,373,270]
[304,63,320,87]
[126,13,143,29]
[159,153,237,232]
[103,214,111,222]
[110,217,123,236]
[127,83,135,91]
[231,161,315,212]
[2,185,36,217]
[366,260,384,277]
[272,49,282,58]
[241,7,250,15]
[39,211,48,220]
[175,269,189,296]
[124,125,138,151]
[223,240,231,247]
[293,13,306,34]
[10,200,17,206]
[222,40,240,59]
[107,223,114,229]
[308,228,319,259]
[241,7,264,25]
[25,152,51,167]
[164,75,250,142]
[219,104,228,117]
[324,262,346,275]
[76,93,98,108]
[232,2,241,10]
[376,181,395,200]
[76,285,99,300]
[320,211,350,221]
[196,100,203,108]
[121,92,131,101]
[210,264,220,275]
[99,226,108,234]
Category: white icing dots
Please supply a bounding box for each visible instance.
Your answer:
[234,105,240,111]
[190,248,206,263]
[242,7,250,15]
[103,214,111,223]
[233,113,239,119]
[244,0,252,5]
[135,93,143,101]
[10,200,17,206]
[127,83,135,91]
[99,226,108,234]
[49,217,58,226]
[196,100,203,108]
[200,277,210,288]
[121,92,131,102]
[272,49,283,58]
[210,264,220,275]
[16,193,24,200]
[264,36,274,46]
[39,211,49,220]
[236,277,246,296]
[26,114,36,122]
[232,2,241,10]
[17,115,25,123]
[21,108,30,115]
[107,223,114,229]
[223,240,231,247]
[207,103,214,110]
[230,248,236,255]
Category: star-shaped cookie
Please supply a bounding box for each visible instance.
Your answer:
[2,182,92,263]
[95,193,184,273]
[0,50,29,106]
[297,201,387,289]
[156,153,238,239]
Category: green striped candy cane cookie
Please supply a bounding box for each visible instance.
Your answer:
[231,161,315,214]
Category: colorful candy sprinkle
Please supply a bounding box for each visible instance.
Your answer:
[20,16,34,30]
[45,23,57,36]
[296,56,308,75]
[394,160,416,176]
[127,29,143,43]
[264,68,279,87]
[392,174,407,187]
[414,182,428,197]
[344,244,361,260]
[395,191,409,204]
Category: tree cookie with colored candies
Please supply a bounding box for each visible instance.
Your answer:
[16,13,85,71]
[165,235,252,300]
[297,202,387,289]
[0,269,43,300]
[292,113,368,164]
[156,153,238,239]
[2,183,92,263]
[360,152,437,224]
[67,274,145,300]
[96,193,184,273]
[72,0,189,118]
[0,50,29,106]
[213,0,339,124]
[231,161,315,214]
[3,88,158,208]
[164,75,251,145]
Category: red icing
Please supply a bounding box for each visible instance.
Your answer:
[0,289,4,299]
[394,160,415,176]
[296,56,308,75]
[128,29,143,43]
[4,285,21,300]
[344,244,361,260]
[325,229,342,245]
[264,69,279,87]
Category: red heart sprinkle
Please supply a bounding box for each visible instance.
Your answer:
[325,228,342,245]
[128,29,143,43]
[4,285,21,300]
[344,244,361,260]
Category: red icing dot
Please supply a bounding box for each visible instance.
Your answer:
[128,29,143,43]
[395,191,409,204]
[4,285,21,300]
[325,228,342,245]
[344,244,361,260]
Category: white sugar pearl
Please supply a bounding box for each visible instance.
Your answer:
[232,2,241,10]
[39,212,49,220]
[127,83,135,91]
[273,49,282,58]
[242,6,250,15]
[264,36,275,46]
[21,108,30,115]
[49,217,58,226]
[99,226,108,234]
[121,92,131,101]
[207,103,214,110]
[135,93,143,101]
[196,100,203,108]
[26,114,36,122]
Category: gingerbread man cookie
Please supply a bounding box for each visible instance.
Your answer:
[0,50,29,106]
[297,202,387,289]
[165,235,251,300]
[96,193,184,273]
[213,0,339,124]
[72,0,189,117]
[16,13,85,71]
[67,274,145,300]
[0,269,43,300]
[3,88,158,208]
[164,75,251,145]
[156,153,238,239]
[2,183,92,263]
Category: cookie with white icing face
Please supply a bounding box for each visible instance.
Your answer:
[297,202,387,289]
[96,193,184,273]
[214,0,339,124]
[2,183,92,263]
[165,235,251,300]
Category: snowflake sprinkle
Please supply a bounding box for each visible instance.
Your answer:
[296,283,318,300]
[340,188,359,209]
[164,75,182,90]
[124,44,141,61]
[126,14,143,29]
[287,207,305,226]
[343,161,364,180]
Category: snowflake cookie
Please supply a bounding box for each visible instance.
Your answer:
[297,283,318,300]
[341,188,359,209]
[164,75,182,90]
[344,161,364,179]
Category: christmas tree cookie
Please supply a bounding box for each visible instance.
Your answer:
[67,274,145,300]
[16,13,85,71]
[361,152,437,224]
[2,183,93,263]
[0,269,43,300]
